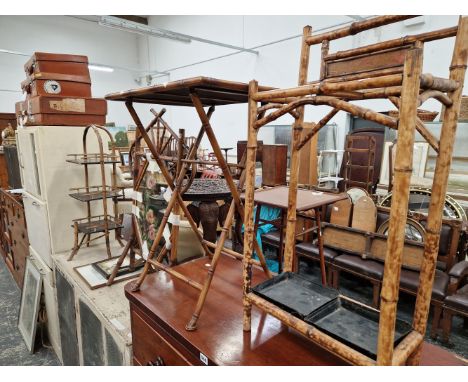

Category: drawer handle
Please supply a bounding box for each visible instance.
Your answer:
[147,356,165,366]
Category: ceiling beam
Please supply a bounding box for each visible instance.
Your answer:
[112,15,148,25]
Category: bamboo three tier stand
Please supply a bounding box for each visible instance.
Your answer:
[67,124,123,261]
[242,15,468,365]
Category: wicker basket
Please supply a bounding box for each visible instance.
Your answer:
[459,95,468,121]
[439,95,468,121]
[387,109,439,122]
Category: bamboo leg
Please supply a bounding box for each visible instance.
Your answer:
[409,16,468,365]
[376,44,423,366]
[278,210,285,273]
[185,148,262,331]
[68,222,85,261]
[185,199,236,331]
[107,238,133,285]
[170,129,185,265]
[242,80,260,332]
[190,92,271,277]
[105,232,112,259]
[283,26,312,273]
[314,207,327,285]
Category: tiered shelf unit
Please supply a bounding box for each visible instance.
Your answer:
[67,125,123,260]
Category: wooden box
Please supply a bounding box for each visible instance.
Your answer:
[24,52,90,79]
[16,96,107,127]
[21,73,92,98]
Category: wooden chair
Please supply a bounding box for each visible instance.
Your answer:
[441,260,468,342]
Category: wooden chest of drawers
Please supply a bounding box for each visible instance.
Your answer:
[131,308,195,366]
[125,256,465,366]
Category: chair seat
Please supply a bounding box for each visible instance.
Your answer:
[295,242,340,262]
[444,284,468,313]
[400,268,448,301]
[334,254,384,280]
[261,230,281,245]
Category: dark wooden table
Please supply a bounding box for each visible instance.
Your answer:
[125,255,465,366]
[244,186,347,279]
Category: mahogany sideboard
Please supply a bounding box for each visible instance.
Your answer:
[125,255,466,366]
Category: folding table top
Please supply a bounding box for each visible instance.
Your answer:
[105,76,275,107]
[244,186,348,211]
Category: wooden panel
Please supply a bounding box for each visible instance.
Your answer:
[262,145,288,186]
[298,122,318,186]
[3,146,22,189]
[0,155,8,189]
[131,309,192,366]
[325,46,410,78]
[351,196,377,232]
[56,269,80,366]
[322,226,367,254]
[329,198,352,227]
[370,237,424,271]
[79,298,105,366]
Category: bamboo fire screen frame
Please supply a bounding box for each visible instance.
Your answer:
[242,15,468,365]
[106,81,274,331]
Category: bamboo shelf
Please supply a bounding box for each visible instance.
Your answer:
[68,125,124,261]
[69,186,122,202]
[242,15,468,366]
[72,215,122,235]
[66,153,121,165]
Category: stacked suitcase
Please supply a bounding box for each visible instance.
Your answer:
[15,52,107,126]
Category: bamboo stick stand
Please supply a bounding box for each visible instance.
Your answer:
[242,15,468,365]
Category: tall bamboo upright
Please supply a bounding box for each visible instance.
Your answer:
[282,26,312,273]
[408,16,468,365]
[376,42,423,365]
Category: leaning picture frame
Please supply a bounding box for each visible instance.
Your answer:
[18,257,43,353]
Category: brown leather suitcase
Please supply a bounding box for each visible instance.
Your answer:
[21,72,92,97]
[24,52,90,79]
[15,96,107,126]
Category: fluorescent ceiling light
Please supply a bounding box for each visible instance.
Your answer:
[88,64,114,72]
[99,16,191,43]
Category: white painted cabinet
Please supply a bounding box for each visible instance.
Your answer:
[17,126,111,257]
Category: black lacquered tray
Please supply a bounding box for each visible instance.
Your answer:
[305,297,412,359]
[252,272,339,318]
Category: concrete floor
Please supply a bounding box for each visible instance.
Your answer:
[0,259,59,366]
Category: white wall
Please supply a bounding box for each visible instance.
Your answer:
[0,15,143,125]
[0,15,465,146]
[137,15,465,151]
